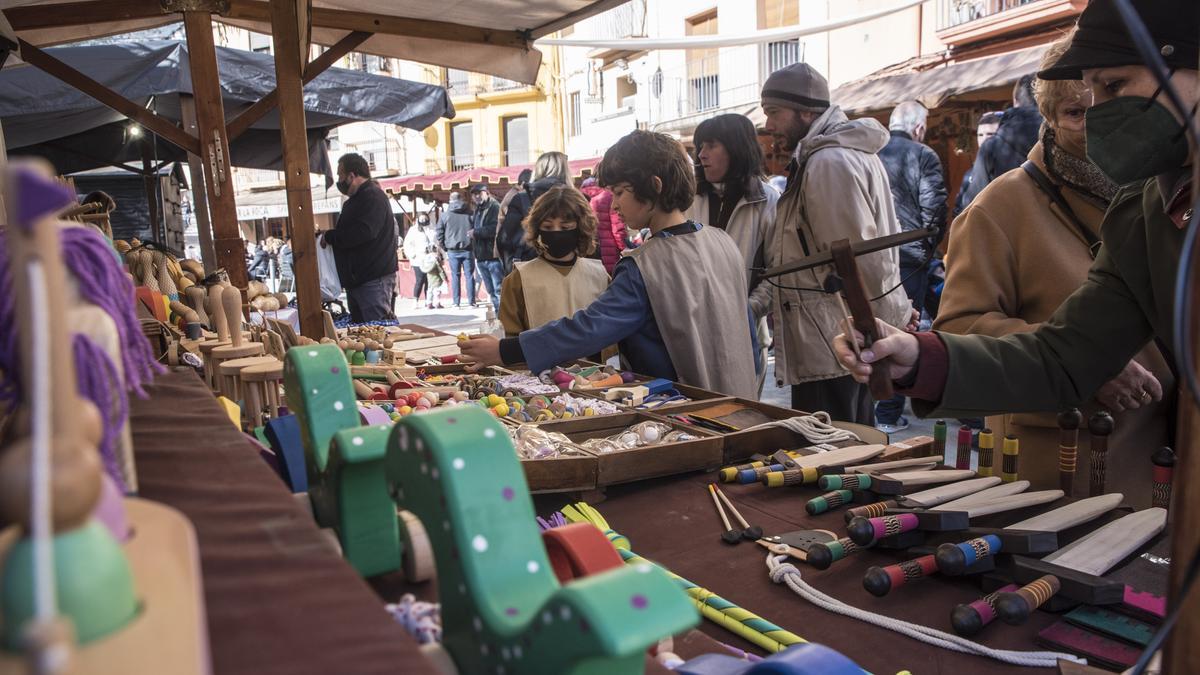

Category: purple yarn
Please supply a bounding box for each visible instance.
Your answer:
[74,334,127,491]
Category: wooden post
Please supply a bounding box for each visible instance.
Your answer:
[182,12,246,291]
[269,0,324,338]
[180,94,216,271]
[139,134,161,242]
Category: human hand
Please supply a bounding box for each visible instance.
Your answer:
[458,335,502,373]
[318,232,328,249]
[1095,360,1162,413]
[906,307,920,332]
[832,318,921,384]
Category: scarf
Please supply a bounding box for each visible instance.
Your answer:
[702,179,745,230]
[1042,127,1118,208]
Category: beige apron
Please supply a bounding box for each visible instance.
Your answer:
[516,257,609,329]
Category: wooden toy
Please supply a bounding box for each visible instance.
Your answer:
[977,428,995,477]
[865,468,976,494]
[1000,434,1020,483]
[210,284,263,365]
[215,355,276,402]
[673,642,865,675]
[1151,446,1175,509]
[846,490,1064,547]
[950,584,1020,636]
[283,344,404,577]
[385,407,699,673]
[1057,409,1082,495]
[953,426,972,470]
[755,529,838,563]
[932,419,946,460]
[241,361,285,429]
[804,489,853,516]
[842,476,1002,522]
[929,480,1030,510]
[759,444,884,486]
[1063,605,1155,646]
[263,415,307,493]
[994,575,1061,625]
[830,239,891,399]
[0,163,208,674]
[712,485,762,541]
[708,484,742,545]
[1087,411,1113,496]
[1037,620,1141,670]
[804,537,861,570]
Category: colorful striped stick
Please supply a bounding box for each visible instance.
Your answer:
[995,575,1062,625]
[1152,446,1176,509]
[842,499,898,523]
[719,452,800,483]
[817,473,872,491]
[846,512,920,546]
[1088,412,1112,496]
[862,554,938,597]
[1001,434,1020,483]
[934,534,1002,575]
[977,428,995,477]
[805,537,860,570]
[951,584,1019,636]
[763,466,822,488]
[932,420,947,462]
[954,426,973,470]
[616,548,806,654]
[1057,409,1082,496]
[805,489,853,515]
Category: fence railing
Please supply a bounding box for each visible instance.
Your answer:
[937,0,1048,30]
[427,149,544,174]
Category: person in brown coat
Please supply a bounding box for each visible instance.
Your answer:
[933,35,1174,506]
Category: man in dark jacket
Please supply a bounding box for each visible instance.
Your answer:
[875,101,948,432]
[960,75,1043,206]
[469,184,502,310]
[321,153,398,322]
[436,191,476,307]
[952,111,1002,217]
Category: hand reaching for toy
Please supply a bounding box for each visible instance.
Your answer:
[459,335,501,373]
[832,318,921,384]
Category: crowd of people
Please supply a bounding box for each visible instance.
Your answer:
[308,0,1192,505]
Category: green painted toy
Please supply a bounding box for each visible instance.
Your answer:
[386,406,698,674]
[284,343,403,577]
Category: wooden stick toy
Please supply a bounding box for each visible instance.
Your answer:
[977,428,995,477]
[1058,408,1082,496]
[862,555,939,597]
[846,489,1064,547]
[1001,434,1020,483]
[823,274,862,364]
[830,240,892,400]
[932,419,946,462]
[1152,446,1176,509]
[1088,411,1113,496]
[865,468,976,494]
[951,584,1020,636]
[712,485,763,541]
[708,484,742,545]
[954,426,972,470]
[843,476,1002,522]
[805,489,853,515]
[930,480,1030,510]
[804,536,862,570]
[994,575,1062,625]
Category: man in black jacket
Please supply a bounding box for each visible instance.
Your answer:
[436,191,476,307]
[321,153,397,322]
[959,75,1044,206]
[875,100,947,432]
[469,184,502,310]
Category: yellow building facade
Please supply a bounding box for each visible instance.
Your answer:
[421,48,566,174]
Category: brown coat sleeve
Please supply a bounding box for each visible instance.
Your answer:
[499,268,527,337]
[933,202,1038,338]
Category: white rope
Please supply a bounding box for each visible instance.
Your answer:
[743,411,860,446]
[765,555,1085,668]
[29,258,55,624]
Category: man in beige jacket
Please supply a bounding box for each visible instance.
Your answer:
[761,63,911,424]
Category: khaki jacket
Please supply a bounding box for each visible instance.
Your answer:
[767,105,911,386]
[933,142,1173,502]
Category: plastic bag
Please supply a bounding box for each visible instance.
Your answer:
[316,240,342,301]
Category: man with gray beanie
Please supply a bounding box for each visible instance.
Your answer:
[760,62,911,424]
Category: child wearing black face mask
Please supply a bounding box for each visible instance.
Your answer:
[498,185,609,336]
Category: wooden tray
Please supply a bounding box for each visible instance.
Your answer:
[521,453,598,494]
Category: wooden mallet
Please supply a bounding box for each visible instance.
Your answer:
[712,484,763,541]
[708,484,742,545]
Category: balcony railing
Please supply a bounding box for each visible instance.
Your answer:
[427,150,543,175]
[939,0,1052,31]
[443,71,533,97]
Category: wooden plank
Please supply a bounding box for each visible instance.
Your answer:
[269,0,323,338]
[224,0,528,49]
[178,95,215,270]
[961,490,1063,518]
[901,476,1001,508]
[870,468,975,494]
[183,11,246,291]
[225,29,371,141]
[1045,508,1167,576]
[4,0,166,33]
[932,480,1029,511]
[17,39,200,156]
[1005,493,1123,533]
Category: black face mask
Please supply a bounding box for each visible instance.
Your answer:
[336,179,351,196]
[539,229,579,258]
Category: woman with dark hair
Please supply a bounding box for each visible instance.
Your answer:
[687,113,778,394]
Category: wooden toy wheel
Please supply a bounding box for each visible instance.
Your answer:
[399,508,435,583]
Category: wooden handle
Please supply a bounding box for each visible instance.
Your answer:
[208,285,229,341]
[169,300,199,325]
[222,285,243,348]
[829,239,893,400]
[184,286,209,326]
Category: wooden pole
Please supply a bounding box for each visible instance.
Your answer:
[139,134,161,242]
[179,94,217,271]
[269,0,323,338]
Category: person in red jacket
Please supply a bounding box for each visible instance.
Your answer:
[580,176,628,274]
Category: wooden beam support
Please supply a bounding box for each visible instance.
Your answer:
[182,11,246,290]
[17,39,200,156]
[140,134,162,241]
[529,0,627,39]
[180,94,217,271]
[269,0,323,338]
[225,29,370,142]
[225,0,527,49]
[3,0,168,32]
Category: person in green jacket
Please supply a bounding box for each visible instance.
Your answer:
[832,0,1196,427]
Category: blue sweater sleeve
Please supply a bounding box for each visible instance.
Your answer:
[515,258,651,373]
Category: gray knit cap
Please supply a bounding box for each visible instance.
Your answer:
[760,62,830,112]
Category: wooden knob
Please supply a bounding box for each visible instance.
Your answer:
[222,286,244,348]
[1057,408,1082,430]
[0,433,103,532]
[209,285,229,341]
[1088,411,1114,436]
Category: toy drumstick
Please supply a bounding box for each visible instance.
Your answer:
[1057,409,1082,496]
[707,485,740,545]
[994,575,1062,625]
[713,485,763,541]
[1088,412,1113,496]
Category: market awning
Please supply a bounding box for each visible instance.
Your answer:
[0,0,622,82]
[379,157,601,197]
[0,39,454,176]
[830,45,1049,115]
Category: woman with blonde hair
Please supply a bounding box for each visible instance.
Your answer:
[933,32,1174,506]
[500,151,571,272]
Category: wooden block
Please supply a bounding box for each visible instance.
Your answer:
[1064,606,1154,646]
[869,468,976,494]
[876,434,935,461]
[1037,621,1140,670]
[264,415,307,493]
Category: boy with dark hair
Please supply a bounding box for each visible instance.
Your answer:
[461,130,760,398]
